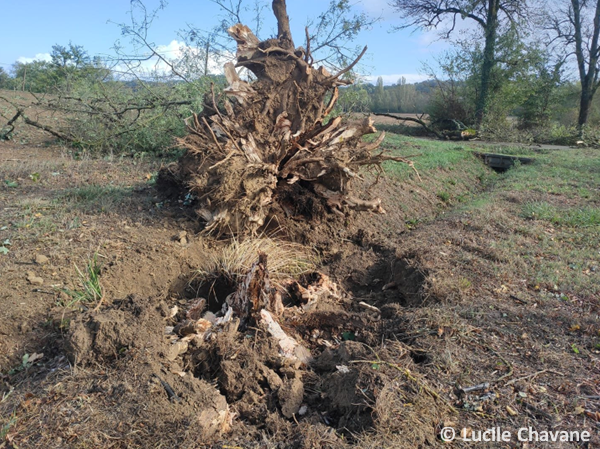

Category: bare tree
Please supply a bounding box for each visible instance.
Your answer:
[389,0,529,127]
[548,0,600,136]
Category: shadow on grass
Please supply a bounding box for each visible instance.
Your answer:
[58,184,136,213]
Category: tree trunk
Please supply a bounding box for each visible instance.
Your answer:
[475,0,500,127]
[160,2,409,236]
[272,0,294,49]
[578,81,592,135]
[573,0,600,136]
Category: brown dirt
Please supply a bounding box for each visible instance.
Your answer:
[0,122,598,448]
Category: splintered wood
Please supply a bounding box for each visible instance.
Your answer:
[163,0,413,235]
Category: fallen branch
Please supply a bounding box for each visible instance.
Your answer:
[459,382,490,394]
[374,112,444,139]
[22,114,75,142]
[505,369,565,387]
[0,110,22,140]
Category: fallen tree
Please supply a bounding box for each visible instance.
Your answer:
[374,112,478,141]
[161,0,415,235]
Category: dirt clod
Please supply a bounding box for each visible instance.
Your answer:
[26,272,44,285]
[279,377,304,418]
[34,254,49,265]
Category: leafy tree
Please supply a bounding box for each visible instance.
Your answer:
[11,60,55,93]
[373,76,385,110]
[0,67,14,89]
[389,0,530,127]
[336,83,371,113]
[9,44,109,94]
[50,43,111,92]
[516,52,564,129]
[423,47,478,124]
[548,0,600,136]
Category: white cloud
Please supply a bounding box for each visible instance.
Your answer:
[362,73,430,85]
[113,40,235,80]
[17,53,52,63]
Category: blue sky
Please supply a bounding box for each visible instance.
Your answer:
[0,0,456,85]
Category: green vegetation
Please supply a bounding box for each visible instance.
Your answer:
[499,148,600,198]
[0,413,16,440]
[380,133,491,178]
[375,133,599,299]
[455,144,598,298]
[1,0,599,153]
[61,254,104,307]
[522,202,600,228]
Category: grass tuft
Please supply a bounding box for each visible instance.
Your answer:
[61,253,104,307]
[194,237,318,286]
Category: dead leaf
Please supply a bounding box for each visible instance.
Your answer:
[584,410,600,421]
[28,353,44,363]
[506,405,518,416]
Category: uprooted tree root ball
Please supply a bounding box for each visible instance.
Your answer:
[158,0,415,235]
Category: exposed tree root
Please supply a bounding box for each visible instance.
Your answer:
[160,0,413,236]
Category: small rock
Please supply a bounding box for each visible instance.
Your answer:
[172,231,188,245]
[35,254,49,265]
[26,272,44,285]
[167,305,179,319]
[166,340,189,361]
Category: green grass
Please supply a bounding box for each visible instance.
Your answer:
[522,202,600,227]
[466,145,598,297]
[0,413,16,440]
[380,133,485,179]
[437,191,451,203]
[61,253,104,307]
[499,147,600,197]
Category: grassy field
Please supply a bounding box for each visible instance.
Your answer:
[374,134,600,300]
